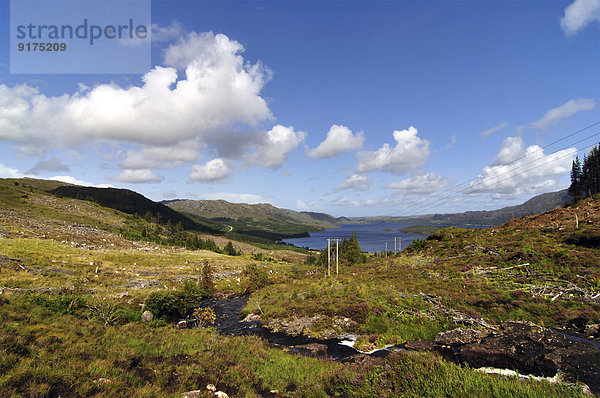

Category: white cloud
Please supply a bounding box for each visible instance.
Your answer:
[468,136,576,196]
[111,169,163,184]
[189,158,231,182]
[385,173,448,195]
[530,99,596,131]
[47,175,113,188]
[197,192,268,204]
[120,143,199,169]
[247,125,306,168]
[151,21,184,43]
[0,31,272,157]
[336,173,371,191]
[307,125,364,158]
[494,136,525,165]
[296,200,308,210]
[445,134,457,151]
[560,0,600,36]
[480,122,507,138]
[0,164,111,188]
[0,163,26,178]
[356,126,430,174]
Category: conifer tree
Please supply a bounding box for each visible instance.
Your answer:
[569,143,600,201]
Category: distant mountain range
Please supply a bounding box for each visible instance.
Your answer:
[353,190,572,226]
[165,189,571,232]
[5,178,572,242]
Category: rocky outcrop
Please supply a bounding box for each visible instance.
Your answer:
[263,316,322,336]
[434,328,484,346]
[426,321,600,395]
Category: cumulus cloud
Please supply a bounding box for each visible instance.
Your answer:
[385,173,448,195]
[0,31,272,160]
[560,0,600,36]
[356,126,430,174]
[336,173,371,191]
[120,144,199,169]
[27,157,70,174]
[189,158,231,182]
[111,169,163,184]
[307,125,364,158]
[468,136,576,196]
[480,122,507,138]
[530,99,596,131]
[246,125,306,168]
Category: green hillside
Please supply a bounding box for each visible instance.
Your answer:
[165,199,346,242]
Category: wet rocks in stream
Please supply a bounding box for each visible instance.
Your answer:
[409,321,600,395]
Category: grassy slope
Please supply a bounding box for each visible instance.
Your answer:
[0,179,591,397]
[249,195,600,347]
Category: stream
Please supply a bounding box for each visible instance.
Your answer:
[201,296,389,361]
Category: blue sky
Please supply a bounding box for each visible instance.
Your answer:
[1,0,599,217]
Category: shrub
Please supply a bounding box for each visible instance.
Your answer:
[242,263,269,293]
[193,307,216,327]
[144,290,185,322]
[181,279,209,312]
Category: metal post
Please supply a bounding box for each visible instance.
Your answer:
[335,238,339,275]
[399,237,402,252]
[385,242,387,257]
[327,238,331,276]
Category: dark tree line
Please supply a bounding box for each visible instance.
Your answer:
[569,144,600,201]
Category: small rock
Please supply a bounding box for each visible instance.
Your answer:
[181,390,202,398]
[584,323,599,337]
[94,378,111,384]
[176,320,188,329]
[206,384,216,392]
[141,310,154,323]
[243,313,261,322]
[215,392,229,398]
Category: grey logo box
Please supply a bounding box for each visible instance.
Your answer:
[10,0,151,74]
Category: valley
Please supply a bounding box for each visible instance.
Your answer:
[0,178,598,397]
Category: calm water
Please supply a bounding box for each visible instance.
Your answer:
[283,222,487,253]
[282,222,424,253]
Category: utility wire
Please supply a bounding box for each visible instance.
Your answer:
[389,121,600,217]
[405,140,600,216]
[401,129,600,216]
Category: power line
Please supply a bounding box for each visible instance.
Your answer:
[390,121,600,217]
[407,140,600,216]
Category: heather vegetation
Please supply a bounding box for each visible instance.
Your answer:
[0,178,597,397]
